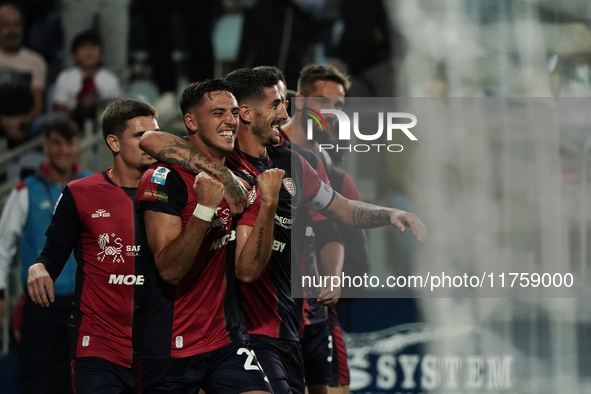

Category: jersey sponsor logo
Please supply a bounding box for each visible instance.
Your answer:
[175,336,183,348]
[126,245,142,256]
[306,226,315,237]
[283,177,296,196]
[142,190,169,202]
[272,240,286,252]
[274,214,293,229]
[97,233,124,263]
[210,229,236,250]
[151,166,171,185]
[108,274,145,285]
[92,209,111,218]
[82,336,90,347]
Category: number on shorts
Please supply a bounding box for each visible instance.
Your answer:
[237,347,260,371]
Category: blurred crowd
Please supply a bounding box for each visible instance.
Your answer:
[0,0,397,163]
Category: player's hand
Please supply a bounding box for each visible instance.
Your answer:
[27,263,55,307]
[318,285,340,307]
[389,209,427,243]
[257,168,285,205]
[194,173,224,209]
[222,171,251,215]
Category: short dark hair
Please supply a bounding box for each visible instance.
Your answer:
[225,68,279,105]
[253,65,287,90]
[297,64,351,96]
[43,115,79,142]
[71,30,102,54]
[179,79,233,115]
[101,98,156,144]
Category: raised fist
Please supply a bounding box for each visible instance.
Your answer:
[257,168,285,205]
[193,172,224,209]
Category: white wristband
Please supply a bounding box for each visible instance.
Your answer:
[193,204,216,221]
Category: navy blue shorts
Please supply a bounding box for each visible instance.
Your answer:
[249,335,305,394]
[71,357,134,394]
[301,322,331,385]
[134,343,272,394]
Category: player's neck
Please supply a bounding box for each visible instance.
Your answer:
[291,113,314,150]
[235,131,266,158]
[188,135,225,165]
[109,162,142,188]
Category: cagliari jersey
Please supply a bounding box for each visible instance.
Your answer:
[226,146,334,341]
[135,163,257,359]
[43,170,144,368]
[279,137,343,327]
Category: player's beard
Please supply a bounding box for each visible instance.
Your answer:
[139,157,156,172]
[253,117,279,147]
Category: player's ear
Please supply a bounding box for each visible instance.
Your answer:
[240,104,252,123]
[106,134,120,153]
[294,94,304,111]
[184,113,198,134]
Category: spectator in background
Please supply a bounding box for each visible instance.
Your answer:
[0,116,91,394]
[61,0,130,85]
[331,0,394,97]
[0,2,46,148]
[53,30,122,130]
[237,0,324,89]
[142,0,216,118]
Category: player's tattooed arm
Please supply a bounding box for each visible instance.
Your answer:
[324,192,428,242]
[146,173,223,285]
[235,169,284,283]
[140,131,249,214]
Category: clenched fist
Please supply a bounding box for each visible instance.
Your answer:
[193,173,224,209]
[257,168,285,205]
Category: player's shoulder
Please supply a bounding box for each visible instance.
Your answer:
[291,144,319,167]
[268,144,292,158]
[68,171,105,190]
[141,163,191,188]
[268,144,311,166]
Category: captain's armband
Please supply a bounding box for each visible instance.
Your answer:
[305,181,335,212]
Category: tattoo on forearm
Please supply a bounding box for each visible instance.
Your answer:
[254,228,264,259]
[352,201,391,228]
[145,138,228,179]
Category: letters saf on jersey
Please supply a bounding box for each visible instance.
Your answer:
[135,164,257,359]
[45,171,144,367]
[225,146,324,341]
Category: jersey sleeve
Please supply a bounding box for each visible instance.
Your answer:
[236,186,261,228]
[137,166,188,217]
[293,151,336,213]
[42,185,81,280]
[340,172,361,201]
